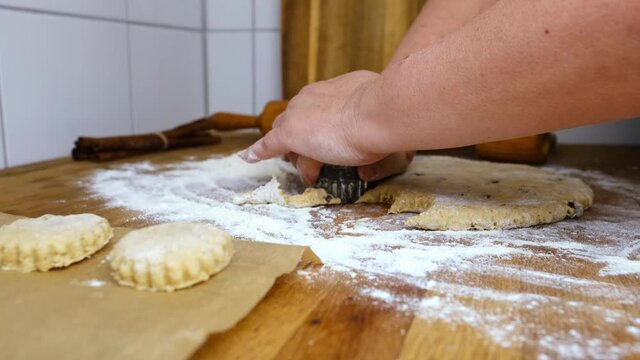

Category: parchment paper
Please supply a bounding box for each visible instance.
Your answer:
[0,213,320,360]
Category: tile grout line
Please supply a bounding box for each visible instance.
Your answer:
[124,3,136,134]
[0,66,9,167]
[201,0,210,116]
[251,0,257,115]
[207,28,278,32]
[0,4,203,33]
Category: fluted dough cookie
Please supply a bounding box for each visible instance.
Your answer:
[0,214,113,272]
[110,223,234,292]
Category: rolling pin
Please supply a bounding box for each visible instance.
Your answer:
[209,100,288,135]
[475,133,556,165]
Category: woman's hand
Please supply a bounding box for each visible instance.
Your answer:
[287,151,415,186]
[239,70,385,167]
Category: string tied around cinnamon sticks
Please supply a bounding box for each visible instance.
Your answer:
[154,132,170,150]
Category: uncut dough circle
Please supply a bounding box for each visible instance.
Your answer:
[110,223,234,292]
[357,156,594,230]
[0,214,113,272]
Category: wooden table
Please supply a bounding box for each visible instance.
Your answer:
[1,133,638,359]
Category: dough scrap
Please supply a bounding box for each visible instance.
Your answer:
[110,223,234,292]
[358,156,594,230]
[0,214,113,272]
[234,176,340,208]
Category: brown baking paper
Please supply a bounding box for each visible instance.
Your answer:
[0,213,321,360]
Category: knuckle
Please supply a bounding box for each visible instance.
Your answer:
[298,85,312,95]
[272,114,284,129]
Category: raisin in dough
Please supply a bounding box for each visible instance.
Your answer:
[109,223,234,292]
[0,214,113,272]
[357,156,594,230]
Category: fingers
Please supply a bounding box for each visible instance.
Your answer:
[238,129,289,163]
[357,152,415,181]
[286,152,298,166]
[295,156,323,185]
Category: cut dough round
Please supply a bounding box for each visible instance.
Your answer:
[357,156,594,230]
[0,214,113,272]
[110,223,234,292]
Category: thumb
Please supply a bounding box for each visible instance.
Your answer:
[357,152,415,181]
[295,155,323,186]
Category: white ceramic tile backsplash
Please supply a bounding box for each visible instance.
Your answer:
[0,10,132,166]
[0,0,127,19]
[0,113,6,168]
[207,32,254,114]
[254,0,280,29]
[127,0,202,28]
[129,25,205,133]
[254,31,282,112]
[207,0,252,30]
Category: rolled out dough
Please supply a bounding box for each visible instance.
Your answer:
[110,223,234,292]
[235,156,594,231]
[358,156,593,230]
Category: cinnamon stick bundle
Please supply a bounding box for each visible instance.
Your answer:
[72,117,223,162]
[72,101,285,162]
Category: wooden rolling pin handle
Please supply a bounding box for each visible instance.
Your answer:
[208,113,259,131]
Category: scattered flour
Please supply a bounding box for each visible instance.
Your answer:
[71,279,108,288]
[85,153,640,358]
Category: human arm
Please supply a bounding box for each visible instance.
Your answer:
[358,0,640,155]
[388,0,498,64]
[241,0,640,172]
[353,0,499,182]
[281,0,499,184]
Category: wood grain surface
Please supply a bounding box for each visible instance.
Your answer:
[0,132,639,359]
[282,0,427,98]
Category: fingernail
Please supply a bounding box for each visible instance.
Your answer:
[239,149,259,163]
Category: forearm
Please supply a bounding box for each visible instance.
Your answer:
[362,0,640,154]
[388,0,498,65]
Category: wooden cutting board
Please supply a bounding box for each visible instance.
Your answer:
[282,0,426,98]
[0,133,639,359]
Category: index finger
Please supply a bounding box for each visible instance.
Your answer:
[238,128,290,163]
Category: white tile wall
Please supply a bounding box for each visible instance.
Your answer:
[0,110,6,168]
[207,32,254,114]
[254,0,281,30]
[127,0,202,29]
[129,26,205,133]
[0,0,127,19]
[254,31,283,112]
[0,10,132,166]
[206,0,252,30]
